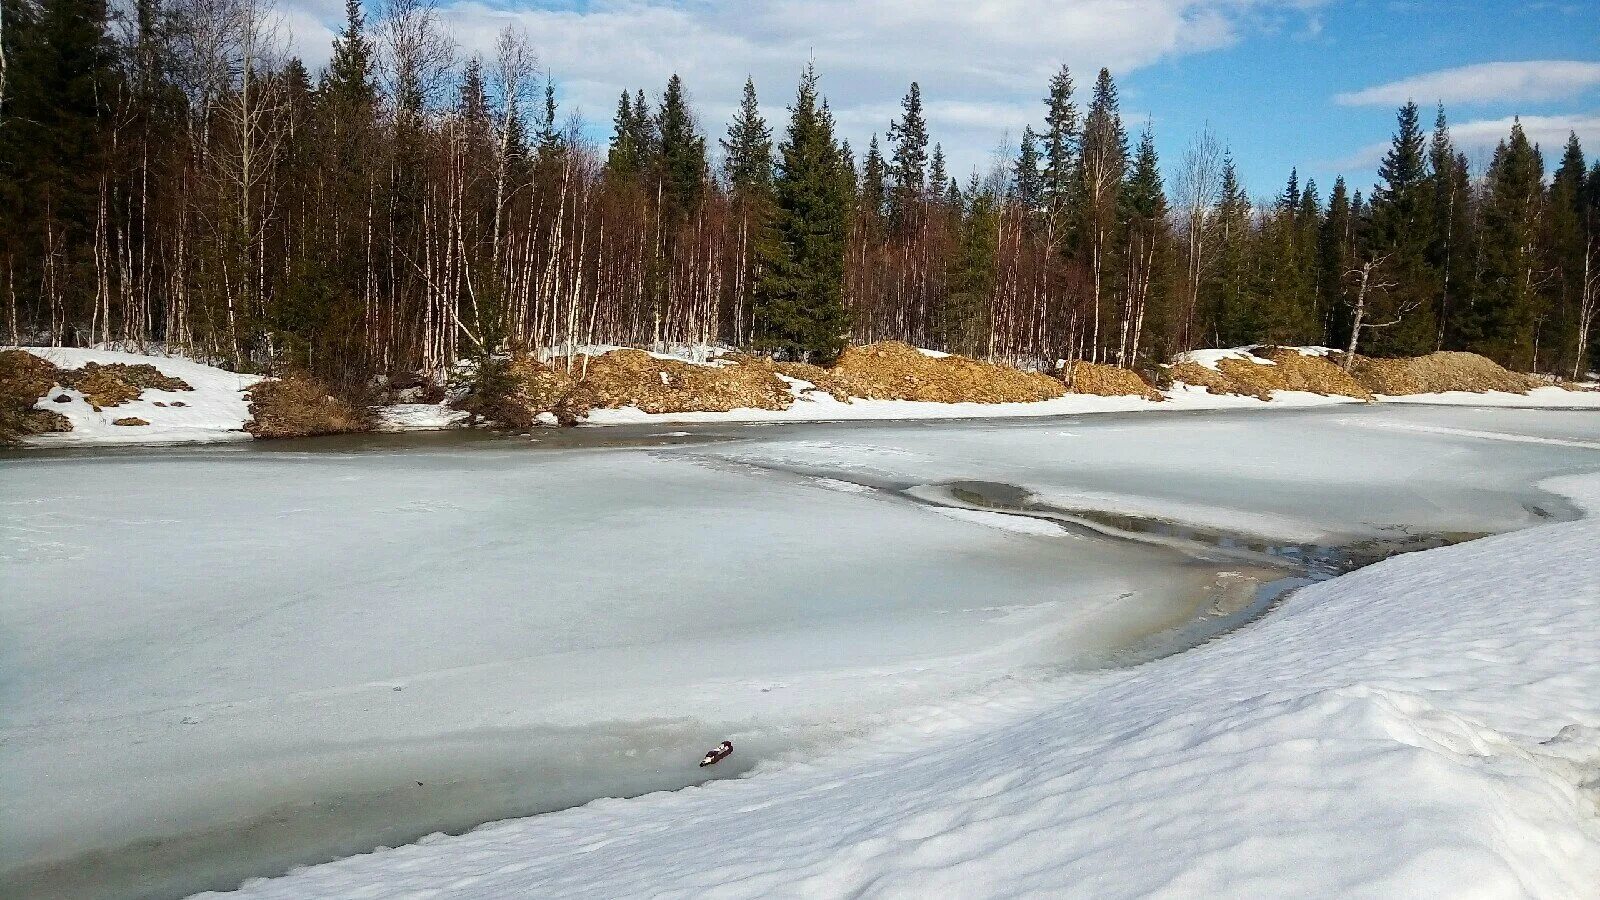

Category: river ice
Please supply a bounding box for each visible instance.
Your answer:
[3,404,1599,899]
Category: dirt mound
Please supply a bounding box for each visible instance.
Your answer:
[560,349,794,415]
[1060,361,1162,400]
[0,350,72,443]
[783,341,1067,404]
[61,362,193,408]
[113,417,150,426]
[246,373,371,438]
[1349,352,1538,395]
[1171,348,1374,401]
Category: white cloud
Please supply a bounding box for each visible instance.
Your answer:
[1329,113,1600,177]
[1335,61,1600,107]
[276,0,1322,175]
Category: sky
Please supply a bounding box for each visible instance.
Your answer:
[279,0,1600,202]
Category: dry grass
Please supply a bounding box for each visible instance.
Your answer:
[0,350,72,443]
[1060,361,1162,400]
[1348,351,1538,395]
[245,373,372,438]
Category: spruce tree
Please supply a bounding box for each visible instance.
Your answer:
[753,64,850,362]
[722,78,773,198]
[861,134,888,225]
[608,91,638,174]
[1468,120,1545,366]
[928,143,948,205]
[942,175,997,355]
[1548,132,1587,374]
[1041,65,1078,233]
[1318,177,1354,345]
[887,81,928,231]
[1365,101,1436,355]
[1012,126,1044,214]
[655,74,706,223]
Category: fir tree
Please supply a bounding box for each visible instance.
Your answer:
[942,175,997,355]
[1468,120,1545,366]
[1428,106,1470,350]
[721,77,773,199]
[1041,65,1078,232]
[861,134,888,225]
[928,143,948,204]
[1318,177,1354,345]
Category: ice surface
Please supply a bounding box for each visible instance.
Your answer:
[3,406,1599,898]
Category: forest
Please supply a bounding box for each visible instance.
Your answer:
[2,0,1598,393]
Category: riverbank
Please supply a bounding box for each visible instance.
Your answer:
[5,343,1597,448]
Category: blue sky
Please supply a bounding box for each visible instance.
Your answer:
[283,1,1600,201]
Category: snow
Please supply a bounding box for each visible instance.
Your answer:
[6,406,1600,899]
[205,465,1600,900]
[377,403,469,432]
[1377,386,1600,408]
[1173,346,1275,369]
[14,347,260,445]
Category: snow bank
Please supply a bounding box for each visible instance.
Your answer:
[16,347,259,446]
[213,472,1600,899]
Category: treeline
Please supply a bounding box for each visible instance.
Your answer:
[2,0,1597,387]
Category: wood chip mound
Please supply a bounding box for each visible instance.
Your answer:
[557,349,795,415]
[782,341,1067,404]
[0,350,73,443]
[1348,352,1539,396]
[245,374,371,438]
[1171,348,1374,401]
[1060,361,1162,400]
[112,417,150,426]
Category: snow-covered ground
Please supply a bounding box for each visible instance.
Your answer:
[4,406,1600,899]
[211,467,1600,900]
[19,347,260,445]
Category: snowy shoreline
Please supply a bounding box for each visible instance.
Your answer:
[200,468,1600,899]
[8,345,1598,449]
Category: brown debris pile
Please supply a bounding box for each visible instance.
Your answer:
[245,373,372,438]
[61,362,193,408]
[1347,351,1538,396]
[778,341,1068,404]
[1171,348,1374,401]
[1060,361,1163,400]
[559,349,795,415]
[0,350,72,443]
[113,417,150,426]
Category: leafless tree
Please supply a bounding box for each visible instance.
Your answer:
[1341,254,1415,369]
[1172,127,1222,351]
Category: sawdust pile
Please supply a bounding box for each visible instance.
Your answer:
[777,341,1068,404]
[61,362,193,408]
[245,373,372,438]
[1172,348,1373,401]
[1347,351,1539,396]
[1060,360,1162,400]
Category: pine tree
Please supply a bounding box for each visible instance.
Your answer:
[887,81,928,231]
[753,64,849,362]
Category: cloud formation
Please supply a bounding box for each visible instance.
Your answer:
[1335,61,1600,107]
[278,0,1321,175]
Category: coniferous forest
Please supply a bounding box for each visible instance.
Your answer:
[2,0,1598,392]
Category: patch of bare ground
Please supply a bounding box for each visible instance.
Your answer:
[0,350,72,444]
[245,373,372,438]
[1347,351,1539,395]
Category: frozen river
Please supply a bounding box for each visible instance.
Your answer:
[4,404,1600,899]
